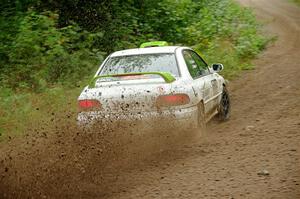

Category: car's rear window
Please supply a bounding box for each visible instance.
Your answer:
[99,53,179,76]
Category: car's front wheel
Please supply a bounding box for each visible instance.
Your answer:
[218,87,231,121]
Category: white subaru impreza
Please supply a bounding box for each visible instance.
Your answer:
[77,41,230,130]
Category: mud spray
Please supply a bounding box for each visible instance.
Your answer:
[0,110,205,198]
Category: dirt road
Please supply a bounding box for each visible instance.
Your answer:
[0,0,299,198]
[106,0,300,198]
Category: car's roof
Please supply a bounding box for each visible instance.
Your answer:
[110,46,182,57]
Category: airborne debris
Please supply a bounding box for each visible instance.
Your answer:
[245,125,255,131]
[257,169,270,176]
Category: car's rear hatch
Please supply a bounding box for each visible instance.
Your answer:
[79,76,174,113]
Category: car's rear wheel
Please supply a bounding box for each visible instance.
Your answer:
[218,87,231,121]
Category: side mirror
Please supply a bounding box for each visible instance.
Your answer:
[212,63,224,72]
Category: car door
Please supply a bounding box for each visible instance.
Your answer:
[182,50,215,116]
[190,51,223,114]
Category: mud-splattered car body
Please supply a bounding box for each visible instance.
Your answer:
[77,42,229,129]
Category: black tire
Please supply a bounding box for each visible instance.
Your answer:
[218,87,231,121]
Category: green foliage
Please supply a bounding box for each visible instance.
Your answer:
[181,0,269,78]
[0,0,268,91]
[0,10,103,91]
[291,0,300,6]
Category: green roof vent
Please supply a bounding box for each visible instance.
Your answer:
[140,41,169,48]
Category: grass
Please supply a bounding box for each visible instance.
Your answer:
[0,87,80,141]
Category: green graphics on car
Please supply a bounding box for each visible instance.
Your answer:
[88,72,176,88]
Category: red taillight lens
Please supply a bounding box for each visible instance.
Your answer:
[156,94,190,107]
[78,99,101,111]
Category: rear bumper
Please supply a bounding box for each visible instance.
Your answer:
[77,106,198,129]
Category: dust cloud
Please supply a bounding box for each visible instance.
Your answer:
[0,110,203,198]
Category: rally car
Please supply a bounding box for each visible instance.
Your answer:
[77,41,230,130]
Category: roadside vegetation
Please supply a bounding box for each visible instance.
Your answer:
[0,0,269,139]
[291,0,300,6]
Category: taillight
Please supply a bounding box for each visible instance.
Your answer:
[78,99,101,111]
[156,94,190,107]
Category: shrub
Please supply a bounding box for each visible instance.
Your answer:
[0,11,104,91]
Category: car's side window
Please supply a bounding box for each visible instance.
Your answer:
[183,50,202,78]
[190,51,210,76]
